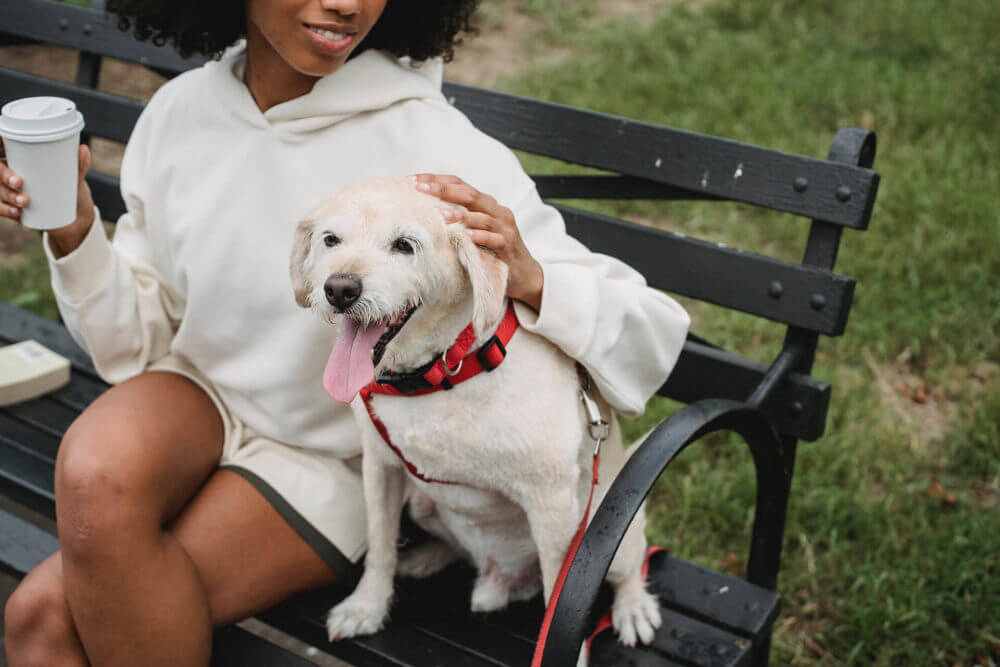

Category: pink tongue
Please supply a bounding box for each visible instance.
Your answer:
[323,318,388,404]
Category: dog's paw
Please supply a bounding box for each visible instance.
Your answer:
[611,588,662,647]
[470,573,511,613]
[326,594,390,642]
[397,541,457,579]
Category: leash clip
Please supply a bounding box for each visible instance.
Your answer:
[579,387,609,457]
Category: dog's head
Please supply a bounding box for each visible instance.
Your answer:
[290,177,509,403]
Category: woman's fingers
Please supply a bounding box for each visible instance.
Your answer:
[1,139,27,220]
[78,144,90,179]
[415,174,503,217]
[466,229,506,252]
[439,207,496,231]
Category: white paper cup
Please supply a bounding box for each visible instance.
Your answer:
[0,97,84,230]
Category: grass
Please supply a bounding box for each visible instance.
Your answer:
[480,0,1000,664]
[3,0,999,664]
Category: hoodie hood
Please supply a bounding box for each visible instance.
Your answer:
[207,42,445,134]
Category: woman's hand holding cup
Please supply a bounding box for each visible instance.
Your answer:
[0,97,96,258]
[1,139,96,258]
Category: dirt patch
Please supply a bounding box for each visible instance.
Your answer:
[862,349,959,449]
[446,0,699,87]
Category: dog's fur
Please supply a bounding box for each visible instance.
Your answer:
[290,177,661,656]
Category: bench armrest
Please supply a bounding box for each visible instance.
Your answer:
[537,398,791,665]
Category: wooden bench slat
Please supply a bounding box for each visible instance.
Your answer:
[46,373,108,412]
[0,0,200,75]
[0,411,59,467]
[262,594,509,667]
[444,82,879,230]
[559,205,855,336]
[532,175,725,202]
[0,67,143,144]
[0,436,56,513]
[4,396,79,443]
[0,507,58,577]
[645,551,780,640]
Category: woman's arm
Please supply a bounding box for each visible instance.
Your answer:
[43,109,184,384]
[413,173,689,417]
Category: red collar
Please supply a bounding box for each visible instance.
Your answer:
[361,302,519,398]
[358,303,519,485]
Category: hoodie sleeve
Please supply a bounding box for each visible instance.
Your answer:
[508,185,690,417]
[43,106,184,384]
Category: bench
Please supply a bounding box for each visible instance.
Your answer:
[0,1,880,665]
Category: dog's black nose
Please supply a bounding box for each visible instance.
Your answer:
[324,274,362,310]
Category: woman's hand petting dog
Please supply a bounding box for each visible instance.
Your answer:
[415,173,544,311]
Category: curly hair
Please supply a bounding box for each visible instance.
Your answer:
[106,0,480,62]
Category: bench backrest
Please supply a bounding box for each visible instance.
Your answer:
[0,0,879,443]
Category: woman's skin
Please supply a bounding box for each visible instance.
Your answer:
[2,1,545,665]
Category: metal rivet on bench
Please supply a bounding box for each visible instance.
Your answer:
[793,176,808,192]
[59,18,69,31]
[810,293,826,310]
[836,184,852,201]
[82,23,93,35]
[768,281,783,298]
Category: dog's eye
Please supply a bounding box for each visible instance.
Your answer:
[391,237,415,255]
[323,233,340,248]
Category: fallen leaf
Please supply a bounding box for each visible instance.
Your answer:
[720,551,746,576]
[927,479,957,507]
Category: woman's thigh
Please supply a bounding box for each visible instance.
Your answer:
[169,468,339,626]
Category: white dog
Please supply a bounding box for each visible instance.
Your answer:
[290,177,661,656]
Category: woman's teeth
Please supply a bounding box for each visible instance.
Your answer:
[308,26,348,41]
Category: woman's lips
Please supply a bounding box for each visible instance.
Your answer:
[303,24,355,56]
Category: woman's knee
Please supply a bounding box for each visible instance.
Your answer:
[53,372,224,559]
[4,565,76,664]
[55,420,160,558]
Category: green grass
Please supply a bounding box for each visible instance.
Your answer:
[3,0,999,663]
[481,0,1000,663]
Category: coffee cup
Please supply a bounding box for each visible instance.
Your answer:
[0,97,85,230]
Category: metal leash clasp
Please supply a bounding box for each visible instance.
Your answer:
[579,380,609,458]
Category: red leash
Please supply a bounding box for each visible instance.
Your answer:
[530,374,611,666]
[530,451,601,667]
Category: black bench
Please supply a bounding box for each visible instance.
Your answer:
[0,1,880,665]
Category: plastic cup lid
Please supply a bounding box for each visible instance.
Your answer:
[0,97,84,141]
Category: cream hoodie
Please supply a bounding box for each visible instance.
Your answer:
[44,45,690,455]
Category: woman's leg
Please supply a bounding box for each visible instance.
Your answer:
[4,371,339,666]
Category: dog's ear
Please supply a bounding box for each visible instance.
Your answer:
[450,226,509,337]
[290,218,316,308]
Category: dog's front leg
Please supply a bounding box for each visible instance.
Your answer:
[326,447,406,641]
[522,485,580,604]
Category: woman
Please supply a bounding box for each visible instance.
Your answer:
[1,1,689,665]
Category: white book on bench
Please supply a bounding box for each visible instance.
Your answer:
[0,340,71,406]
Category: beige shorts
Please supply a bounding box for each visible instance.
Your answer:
[148,355,366,582]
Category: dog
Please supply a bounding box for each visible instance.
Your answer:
[289,177,661,657]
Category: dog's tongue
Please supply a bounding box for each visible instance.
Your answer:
[323,318,388,403]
